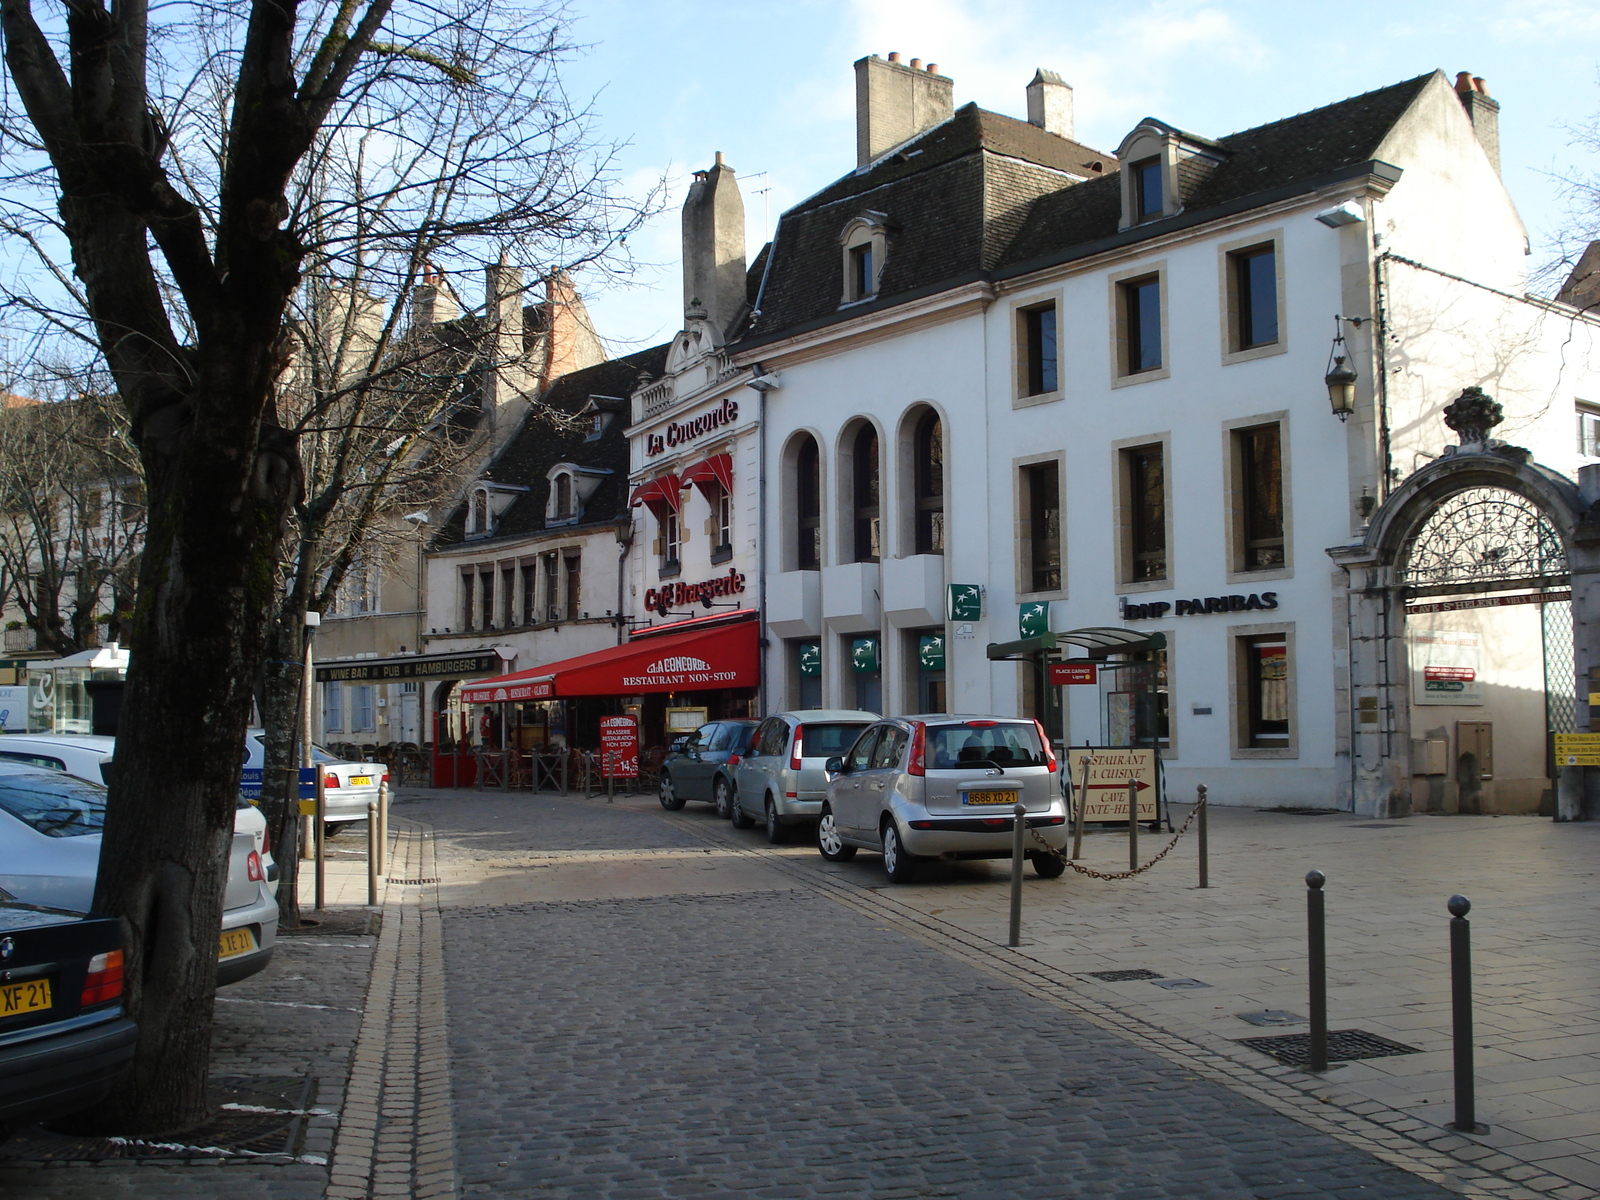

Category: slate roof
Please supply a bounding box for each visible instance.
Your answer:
[435,341,669,548]
[740,73,1435,347]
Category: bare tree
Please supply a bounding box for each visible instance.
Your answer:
[0,0,647,1133]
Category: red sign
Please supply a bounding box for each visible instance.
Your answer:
[644,568,746,617]
[1424,666,1476,683]
[599,715,639,777]
[645,396,740,456]
[1049,662,1098,686]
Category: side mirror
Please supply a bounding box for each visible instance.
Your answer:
[824,756,845,780]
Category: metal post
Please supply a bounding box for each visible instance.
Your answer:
[1306,869,1327,1072]
[1448,894,1486,1133]
[314,772,327,912]
[1008,801,1026,947]
[1197,784,1209,889]
[377,781,389,877]
[1071,753,1090,859]
[1128,778,1138,871]
[366,802,379,906]
[607,752,615,803]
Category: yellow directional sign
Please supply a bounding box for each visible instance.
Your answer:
[1553,733,1600,767]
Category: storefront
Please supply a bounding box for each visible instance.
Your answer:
[23,644,130,734]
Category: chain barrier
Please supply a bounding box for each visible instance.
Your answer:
[1030,794,1207,881]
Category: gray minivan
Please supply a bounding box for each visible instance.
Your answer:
[731,710,878,843]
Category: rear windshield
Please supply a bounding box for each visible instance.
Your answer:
[0,772,106,837]
[799,723,870,758]
[926,723,1049,769]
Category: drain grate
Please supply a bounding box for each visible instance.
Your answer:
[1150,977,1211,990]
[1237,1010,1307,1027]
[1237,1029,1421,1067]
[390,877,438,885]
[1085,969,1163,982]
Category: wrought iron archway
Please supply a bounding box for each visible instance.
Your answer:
[1398,486,1568,596]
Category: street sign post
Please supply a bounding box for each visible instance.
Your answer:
[1553,732,1600,767]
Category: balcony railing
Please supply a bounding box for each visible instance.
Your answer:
[4,628,37,652]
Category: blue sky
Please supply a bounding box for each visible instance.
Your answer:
[556,0,1600,355]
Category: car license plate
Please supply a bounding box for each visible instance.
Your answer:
[964,790,1018,805]
[218,928,258,960]
[0,977,52,1016]
[348,775,371,787]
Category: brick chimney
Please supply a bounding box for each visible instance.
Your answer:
[681,152,747,336]
[1454,71,1500,176]
[543,270,605,382]
[854,53,954,166]
[411,265,460,330]
[480,258,528,439]
[1026,69,1073,139]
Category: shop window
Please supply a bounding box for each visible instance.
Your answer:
[1237,634,1290,749]
[1021,461,1061,592]
[1019,303,1059,397]
[850,424,881,564]
[1232,423,1285,571]
[1121,444,1167,583]
[911,409,944,555]
[796,436,821,570]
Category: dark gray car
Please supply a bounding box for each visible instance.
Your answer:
[658,720,760,813]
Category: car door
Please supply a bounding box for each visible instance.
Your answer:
[862,724,909,831]
[677,724,721,800]
[831,725,882,835]
[735,719,780,801]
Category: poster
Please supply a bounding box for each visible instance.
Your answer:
[1067,747,1159,822]
[599,715,639,777]
[1411,629,1484,706]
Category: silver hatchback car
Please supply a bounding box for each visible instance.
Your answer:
[819,715,1070,883]
[732,710,878,843]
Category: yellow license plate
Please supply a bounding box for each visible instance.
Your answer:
[348,776,371,787]
[964,790,1019,805]
[0,977,52,1017]
[219,928,258,960]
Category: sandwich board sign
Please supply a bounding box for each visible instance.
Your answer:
[1067,747,1159,822]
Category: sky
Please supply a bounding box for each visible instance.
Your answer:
[551,0,1600,356]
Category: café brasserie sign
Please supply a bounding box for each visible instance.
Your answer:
[644,568,747,616]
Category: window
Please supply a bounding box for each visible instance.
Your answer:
[870,726,908,770]
[1232,246,1279,349]
[709,483,733,561]
[1020,304,1058,396]
[352,685,375,732]
[554,474,573,521]
[478,568,494,629]
[1123,445,1166,582]
[1234,424,1285,570]
[460,571,475,630]
[659,509,681,574]
[1239,635,1289,748]
[851,424,881,563]
[1022,462,1061,592]
[326,682,345,732]
[1579,402,1600,457]
[839,211,888,305]
[1104,648,1169,749]
[1132,157,1163,220]
[1121,276,1162,374]
[500,565,515,628]
[470,489,488,535]
[521,562,537,625]
[796,437,821,570]
[564,554,581,618]
[844,726,880,773]
[850,244,875,301]
[912,410,944,554]
[542,552,560,620]
[82,489,102,528]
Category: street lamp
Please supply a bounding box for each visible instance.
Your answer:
[1325,315,1358,421]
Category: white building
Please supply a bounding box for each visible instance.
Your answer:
[724,57,1600,815]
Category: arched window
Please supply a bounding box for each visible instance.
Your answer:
[912,410,944,554]
[554,474,572,521]
[852,424,880,563]
[796,437,821,569]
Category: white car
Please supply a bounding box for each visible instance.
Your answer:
[243,729,386,833]
[0,733,279,986]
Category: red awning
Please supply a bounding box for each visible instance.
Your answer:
[459,613,758,703]
[628,474,682,514]
[679,452,733,497]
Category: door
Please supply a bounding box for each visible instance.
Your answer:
[675,723,720,800]
[399,693,419,744]
[861,725,909,833]
[832,725,881,834]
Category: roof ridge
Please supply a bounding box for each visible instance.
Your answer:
[1217,71,1436,146]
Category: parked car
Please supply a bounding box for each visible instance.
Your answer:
[0,737,278,986]
[819,715,1070,883]
[0,888,137,1140]
[732,710,879,843]
[658,720,761,814]
[244,729,386,834]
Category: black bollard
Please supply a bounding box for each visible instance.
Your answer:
[1306,870,1327,1072]
[1197,784,1209,889]
[1448,895,1487,1133]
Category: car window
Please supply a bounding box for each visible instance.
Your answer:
[798,723,870,759]
[0,772,106,837]
[764,721,790,757]
[926,722,1049,769]
[727,723,757,753]
[844,726,880,772]
[0,752,67,772]
[746,719,774,757]
[870,727,908,770]
[700,724,727,752]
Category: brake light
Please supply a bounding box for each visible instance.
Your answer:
[323,772,339,790]
[381,771,390,785]
[80,950,124,1007]
[968,720,999,728]
[1032,719,1058,772]
[246,849,265,882]
[727,753,741,767]
[789,729,804,772]
[907,723,926,777]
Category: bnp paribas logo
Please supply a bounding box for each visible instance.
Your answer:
[646,655,711,675]
[946,584,983,622]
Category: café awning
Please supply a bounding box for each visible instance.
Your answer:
[628,474,682,514]
[678,452,733,497]
[460,611,759,703]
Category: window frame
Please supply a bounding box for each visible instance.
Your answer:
[1219,231,1288,365]
[839,212,889,306]
[791,433,823,571]
[905,407,945,557]
[1109,263,1170,386]
[1578,400,1600,459]
[1013,297,1062,405]
[1113,434,1172,593]
[1132,156,1163,221]
[1224,414,1293,582]
[1228,622,1297,759]
[843,421,882,565]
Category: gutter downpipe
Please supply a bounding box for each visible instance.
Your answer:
[757,373,769,718]
[616,526,631,645]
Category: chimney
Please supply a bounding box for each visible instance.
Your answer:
[1026,69,1074,139]
[411,265,459,330]
[854,54,955,166]
[480,258,528,438]
[1454,71,1501,176]
[542,270,605,382]
[485,253,523,364]
[681,152,747,336]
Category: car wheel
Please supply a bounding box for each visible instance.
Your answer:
[322,821,343,838]
[713,777,734,820]
[729,790,756,829]
[1031,851,1067,879]
[764,796,789,844]
[817,807,856,862]
[881,821,918,884]
[658,772,686,811]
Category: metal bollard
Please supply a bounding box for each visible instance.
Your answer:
[366,802,379,906]
[377,781,389,877]
[1008,801,1026,947]
[1197,784,1209,889]
[314,773,327,912]
[1128,778,1139,871]
[1306,869,1327,1072]
[1071,755,1090,860]
[1448,895,1487,1133]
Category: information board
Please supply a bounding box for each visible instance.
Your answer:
[1049,662,1098,686]
[1553,732,1600,767]
[599,715,639,777]
[1067,747,1159,822]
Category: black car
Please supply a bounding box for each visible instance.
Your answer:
[0,890,137,1139]
[658,719,761,818]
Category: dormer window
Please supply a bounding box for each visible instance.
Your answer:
[554,474,573,520]
[1132,157,1163,220]
[465,480,530,538]
[544,463,611,526]
[469,488,490,536]
[839,212,889,305]
[1116,120,1225,231]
